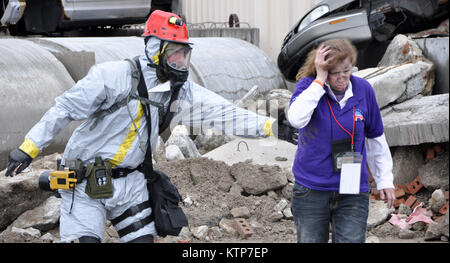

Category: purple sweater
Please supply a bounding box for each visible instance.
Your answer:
[289,75,384,192]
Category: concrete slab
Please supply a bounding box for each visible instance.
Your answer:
[202,137,297,170]
[381,94,449,147]
[414,37,449,95]
[354,60,434,109]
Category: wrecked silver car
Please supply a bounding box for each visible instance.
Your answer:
[277,0,449,82]
[0,0,179,35]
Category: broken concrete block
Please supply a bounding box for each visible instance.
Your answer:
[264,88,293,116]
[219,218,238,237]
[398,228,416,239]
[166,125,201,159]
[40,232,59,243]
[11,227,41,239]
[0,170,53,230]
[367,200,395,230]
[268,211,284,222]
[392,146,424,185]
[381,94,449,147]
[12,196,61,232]
[429,189,447,213]
[354,60,434,109]
[418,151,449,191]
[378,34,427,67]
[194,129,236,155]
[283,207,293,219]
[230,162,288,195]
[191,225,209,240]
[231,207,251,219]
[273,199,288,212]
[398,203,412,215]
[424,214,449,241]
[203,137,297,170]
[165,144,185,161]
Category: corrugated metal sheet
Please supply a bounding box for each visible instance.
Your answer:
[181,0,321,63]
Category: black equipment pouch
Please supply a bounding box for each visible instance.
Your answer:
[85,157,114,199]
[331,138,352,173]
[135,57,188,237]
[147,170,188,237]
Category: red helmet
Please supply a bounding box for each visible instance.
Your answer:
[143,10,191,44]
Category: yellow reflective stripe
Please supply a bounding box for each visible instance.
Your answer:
[263,118,276,137]
[110,101,144,168]
[19,138,40,159]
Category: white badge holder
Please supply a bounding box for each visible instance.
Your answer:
[338,152,363,194]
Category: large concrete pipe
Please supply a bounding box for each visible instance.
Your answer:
[28,37,146,82]
[0,39,77,170]
[30,37,286,100]
[1,37,286,171]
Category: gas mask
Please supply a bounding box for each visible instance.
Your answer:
[154,42,192,90]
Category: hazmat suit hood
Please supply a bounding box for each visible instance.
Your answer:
[138,37,163,89]
[144,36,163,67]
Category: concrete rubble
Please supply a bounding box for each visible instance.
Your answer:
[353,34,435,109]
[1,144,448,243]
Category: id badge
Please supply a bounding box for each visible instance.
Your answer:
[331,138,352,173]
[338,152,363,194]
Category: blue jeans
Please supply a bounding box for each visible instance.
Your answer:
[291,182,369,243]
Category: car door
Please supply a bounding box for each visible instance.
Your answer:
[66,0,151,21]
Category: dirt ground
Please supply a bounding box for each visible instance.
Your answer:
[153,158,297,243]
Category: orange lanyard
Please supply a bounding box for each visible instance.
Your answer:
[326,97,355,151]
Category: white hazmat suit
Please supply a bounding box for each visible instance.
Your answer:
[20,37,272,242]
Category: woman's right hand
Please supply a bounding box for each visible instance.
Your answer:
[314,45,331,84]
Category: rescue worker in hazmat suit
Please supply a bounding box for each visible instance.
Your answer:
[4,10,298,243]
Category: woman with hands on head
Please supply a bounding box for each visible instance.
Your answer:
[287,39,395,243]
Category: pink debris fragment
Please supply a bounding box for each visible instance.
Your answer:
[406,202,433,225]
[389,202,433,229]
[389,214,410,229]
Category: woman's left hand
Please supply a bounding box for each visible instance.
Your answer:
[380,188,396,208]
